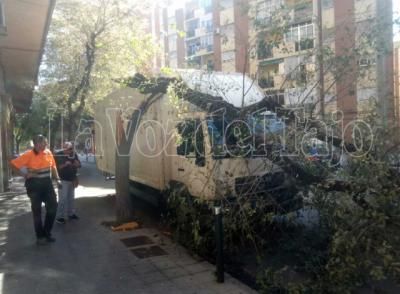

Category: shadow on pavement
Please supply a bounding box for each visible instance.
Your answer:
[0,193,143,294]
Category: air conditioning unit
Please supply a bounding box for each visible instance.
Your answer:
[214,27,220,35]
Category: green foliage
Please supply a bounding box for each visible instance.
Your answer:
[316,160,400,291]
[38,0,158,139]
[164,181,299,261]
[164,184,215,257]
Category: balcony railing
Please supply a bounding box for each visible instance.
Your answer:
[259,77,275,89]
[293,2,312,23]
[295,39,314,52]
[187,44,213,56]
[187,30,196,38]
[257,43,273,60]
[186,10,195,19]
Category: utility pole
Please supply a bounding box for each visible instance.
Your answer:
[315,0,325,120]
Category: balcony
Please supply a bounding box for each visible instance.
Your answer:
[295,39,314,52]
[221,36,235,51]
[292,2,313,24]
[257,41,273,60]
[186,9,196,19]
[195,27,206,37]
[259,77,275,89]
[274,75,285,89]
[186,30,196,38]
[220,8,234,25]
[272,42,295,58]
[194,8,205,19]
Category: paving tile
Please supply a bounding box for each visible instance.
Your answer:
[118,276,147,290]
[137,270,169,285]
[130,260,159,275]
[190,271,216,284]
[150,255,179,270]
[1,162,256,294]
[147,281,184,294]
[161,265,190,279]
[184,262,213,274]
[120,235,155,247]
[187,287,219,294]
[131,245,168,258]
[170,275,200,290]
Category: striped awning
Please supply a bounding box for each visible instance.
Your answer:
[259,58,284,66]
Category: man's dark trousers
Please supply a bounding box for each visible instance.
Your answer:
[26,178,58,238]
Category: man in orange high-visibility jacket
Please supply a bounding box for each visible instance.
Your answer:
[10,134,61,245]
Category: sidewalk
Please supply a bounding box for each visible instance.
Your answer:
[0,160,257,294]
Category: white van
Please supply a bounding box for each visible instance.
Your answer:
[94,72,295,208]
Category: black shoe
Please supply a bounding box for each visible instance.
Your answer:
[68,214,79,220]
[56,218,66,224]
[46,236,56,243]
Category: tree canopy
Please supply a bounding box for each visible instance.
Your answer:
[37,0,157,142]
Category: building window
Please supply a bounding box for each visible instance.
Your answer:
[168,35,177,51]
[201,19,213,33]
[295,38,314,51]
[322,0,333,9]
[255,0,282,25]
[221,51,234,63]
[358,58,376,67]
[200,34,213,49]
[220,0,233,9]
[285,22,314,52]
[187,42,200,56]
[207,60,214,71]
[259,76,274,88]
[290,63,307,85]
[257,40,273,60]
[200,0,212,12]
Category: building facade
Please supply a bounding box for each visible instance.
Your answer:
[150,0,394,126]
[0,0,55,192]
[395,41,400,127]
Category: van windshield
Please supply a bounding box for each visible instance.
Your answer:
[206,117,253,158]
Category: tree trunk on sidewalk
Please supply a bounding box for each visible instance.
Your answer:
[115,134,133,222]
[114,93,163,223]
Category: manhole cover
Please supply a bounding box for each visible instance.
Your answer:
[120,236,154,247]
[131,246,168,258]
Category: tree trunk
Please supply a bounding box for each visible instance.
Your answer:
[115,143,133,223]
[114,93,162,222]
[114,109,135,223]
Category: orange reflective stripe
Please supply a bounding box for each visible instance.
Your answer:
[11,149,56,171]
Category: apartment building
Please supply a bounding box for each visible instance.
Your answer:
[251,0,394,125]
[395,41,400,127]
[151,0,394,126]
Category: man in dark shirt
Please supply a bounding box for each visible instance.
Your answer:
[55,142,81,224]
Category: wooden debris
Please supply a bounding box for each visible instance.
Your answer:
[111,221,139,231]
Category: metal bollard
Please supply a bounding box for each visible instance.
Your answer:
[214,203,224,283]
